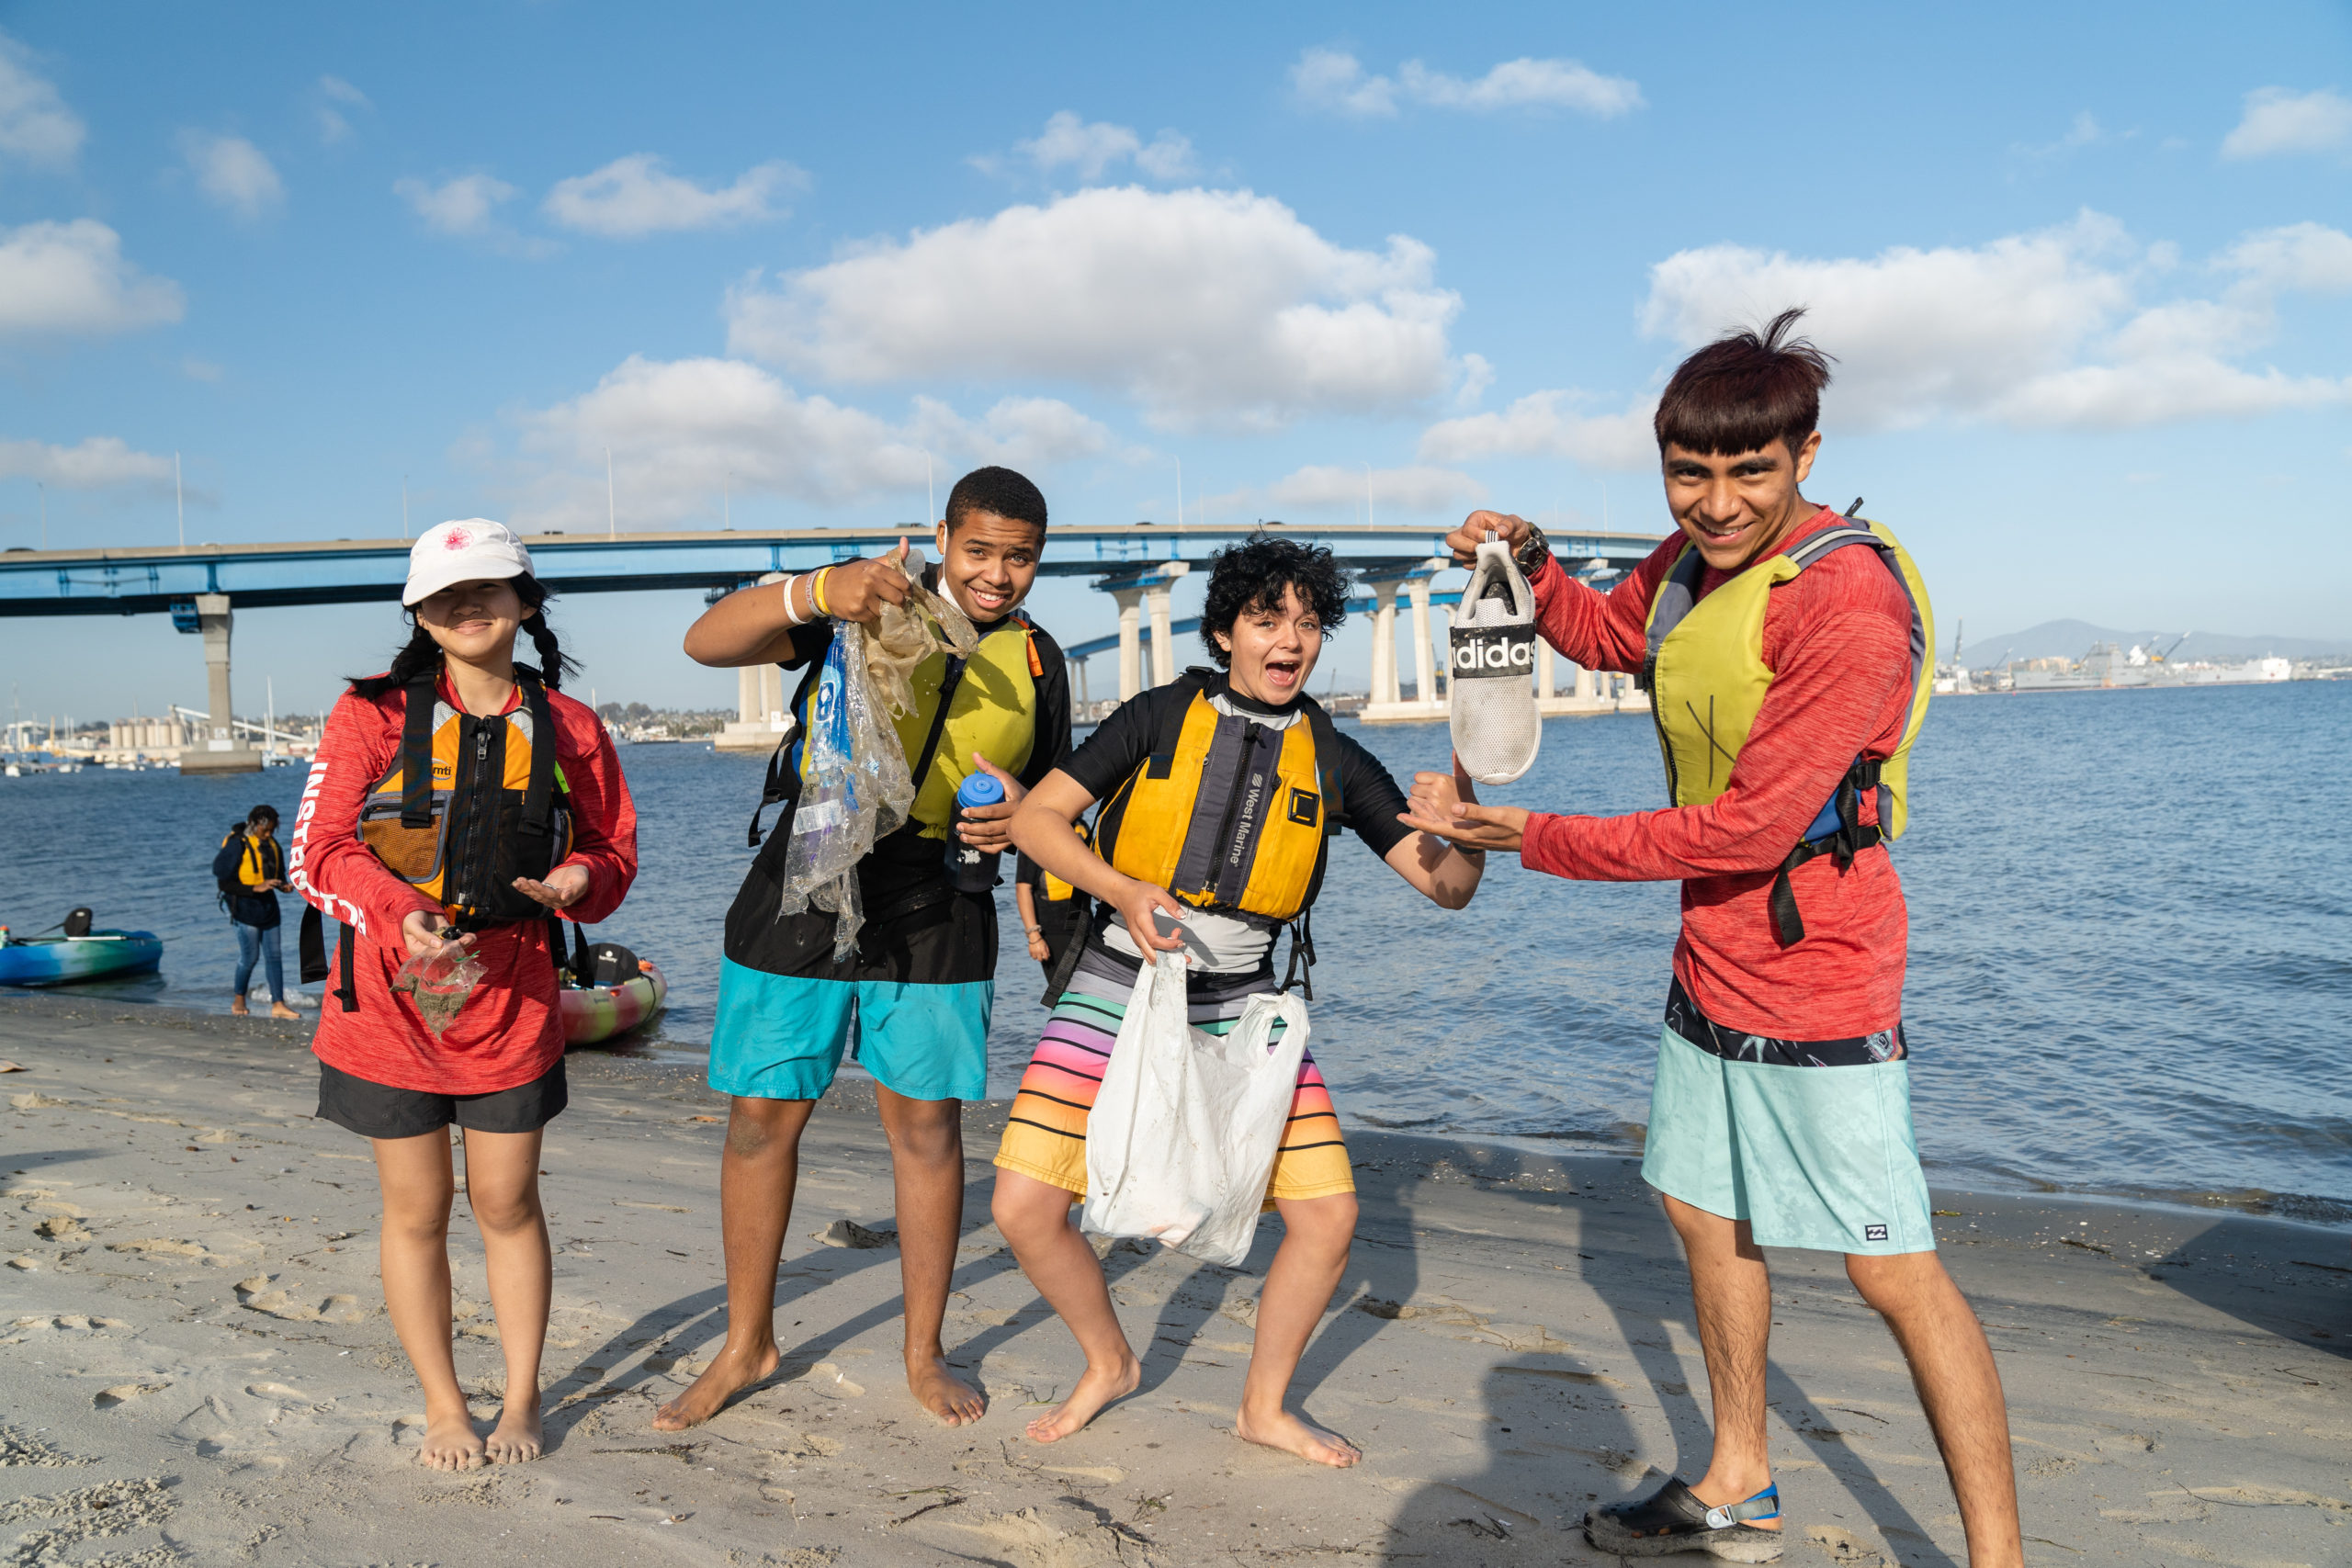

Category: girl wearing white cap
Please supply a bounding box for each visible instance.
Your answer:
[288,520,639,1471]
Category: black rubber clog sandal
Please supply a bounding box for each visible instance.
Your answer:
[1584,1477,1785,1562]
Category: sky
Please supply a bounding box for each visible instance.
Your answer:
[1,1,2348,721]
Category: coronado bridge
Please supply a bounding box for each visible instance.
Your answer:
[0,520,1662,770]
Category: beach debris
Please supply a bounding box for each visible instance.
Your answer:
[796,1361,865,1399]
[6,1256,36,1270]
[93,1382,173,1408]
[813,1218,896,1249]
[10,1090,73,1109]
[0,1059,23,1072]
[390,942,487,1036]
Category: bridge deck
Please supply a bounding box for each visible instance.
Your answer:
[0,523,1662,617]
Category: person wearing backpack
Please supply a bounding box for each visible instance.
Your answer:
[658,467,1070,1434]
[288,518,639,1472]
[993,535,1487,1468]
[1406,312,2021,1566]
[213,804,298,1019]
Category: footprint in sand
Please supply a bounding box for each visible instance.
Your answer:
[93,1382,173,1408]
[796,1361,865,1398]
[234,1276,367,1324]
[243,1382,311,1404]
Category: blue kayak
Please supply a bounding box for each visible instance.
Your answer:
[0,930,164,987]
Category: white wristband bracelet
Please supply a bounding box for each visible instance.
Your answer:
[778,573,806,627]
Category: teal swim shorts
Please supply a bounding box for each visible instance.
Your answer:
[707,957,992,1103]
[1641,1023,1936,1255]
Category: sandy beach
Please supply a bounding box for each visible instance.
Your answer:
[1,993,2345,1568]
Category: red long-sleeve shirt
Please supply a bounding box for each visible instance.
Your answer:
[291,673,639,1093]
[1523,506,1914,1036]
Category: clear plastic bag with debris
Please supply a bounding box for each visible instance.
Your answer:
[775,551,980,959]
[390,939,487,1037]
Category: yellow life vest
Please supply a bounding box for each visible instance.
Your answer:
[1639,511,1933,942]
[1090,672,1342,926]
[357,675,573,926]
[220,831,282,891]
[785,615,1043,840]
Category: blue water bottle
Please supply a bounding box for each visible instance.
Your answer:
[946,772,1006,892]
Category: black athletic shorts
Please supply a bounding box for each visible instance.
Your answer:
[315,1056,568,1140]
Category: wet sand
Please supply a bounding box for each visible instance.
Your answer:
[1,991,2346,1567]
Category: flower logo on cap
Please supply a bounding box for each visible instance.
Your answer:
[444,526,472,551]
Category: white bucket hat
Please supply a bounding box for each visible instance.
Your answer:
[402,519,533,607]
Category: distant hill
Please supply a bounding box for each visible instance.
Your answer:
[1959,619,2352,665]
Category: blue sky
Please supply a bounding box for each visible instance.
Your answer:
[1,2,2348,720]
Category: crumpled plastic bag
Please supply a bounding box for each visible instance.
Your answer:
[390,942,487,1037]
[864,564,978,720]
[775,558,979,959]
[1082,951,1312,1267]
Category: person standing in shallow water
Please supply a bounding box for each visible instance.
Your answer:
[214,803,298,1018]
[658,467,1070,1433]
[1406,312,2021,1565]
[290,519,639,1472]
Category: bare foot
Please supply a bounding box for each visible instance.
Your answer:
[1236,1406,1361,1469]
[1024,1355,1139,1443]
[269,1002,300,1020]
[485,1399,543,1463]
[908,1353,986,1426]
[230,998,249,1017]
[417,1408,485,1471]
[652,1340,779,1431]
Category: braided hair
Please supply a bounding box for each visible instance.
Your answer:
[347,573,579,699]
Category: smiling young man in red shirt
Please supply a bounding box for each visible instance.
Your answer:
[1408,313,2021,1565]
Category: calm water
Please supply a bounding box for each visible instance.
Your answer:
[4,681,2346,1220]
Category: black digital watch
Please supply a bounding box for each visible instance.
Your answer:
[1514,524,1552,579]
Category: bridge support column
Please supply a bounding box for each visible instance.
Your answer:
[1359,558,1451,724]
[714,573,798,753]
[178,593,260,775]
[1366,582,1399,705]
[1093,563,1191,702]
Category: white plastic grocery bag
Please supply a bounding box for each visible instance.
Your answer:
[1083,951,1312,1268]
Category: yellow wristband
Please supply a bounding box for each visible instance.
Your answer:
[812,567,834,618]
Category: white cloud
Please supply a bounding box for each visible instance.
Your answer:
[1256,463,1487,514]
[1636,213,2352,429]
[181,356,222,382]
[2221,86,2352,159]
[1421,391,1658,468]
[0,32,83,168]
[179,130,284,218]
[726,186,1458,432]
[1290,49,1397,118]
[395,173,518,235]
[0,434,176,491]
[1007,111,1199,184]
[2218,220,2352,292]
[1396,57,1643,116]
[1292,47,1640,119]
[0,219,185,335]
[1435,213,2352,462]
[542,154,802,238]
[2016,110,2107,160]
[315,74,369,143]
[508,355,1114,526]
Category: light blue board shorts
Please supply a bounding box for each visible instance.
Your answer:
[707,956,992,1103]
[1641,1024,1936,1255]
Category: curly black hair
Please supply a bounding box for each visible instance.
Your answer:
[1198,535,1351,669]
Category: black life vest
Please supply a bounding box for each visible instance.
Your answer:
[357,673,572,929]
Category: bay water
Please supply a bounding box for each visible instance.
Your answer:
[3,680,2345,1222]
